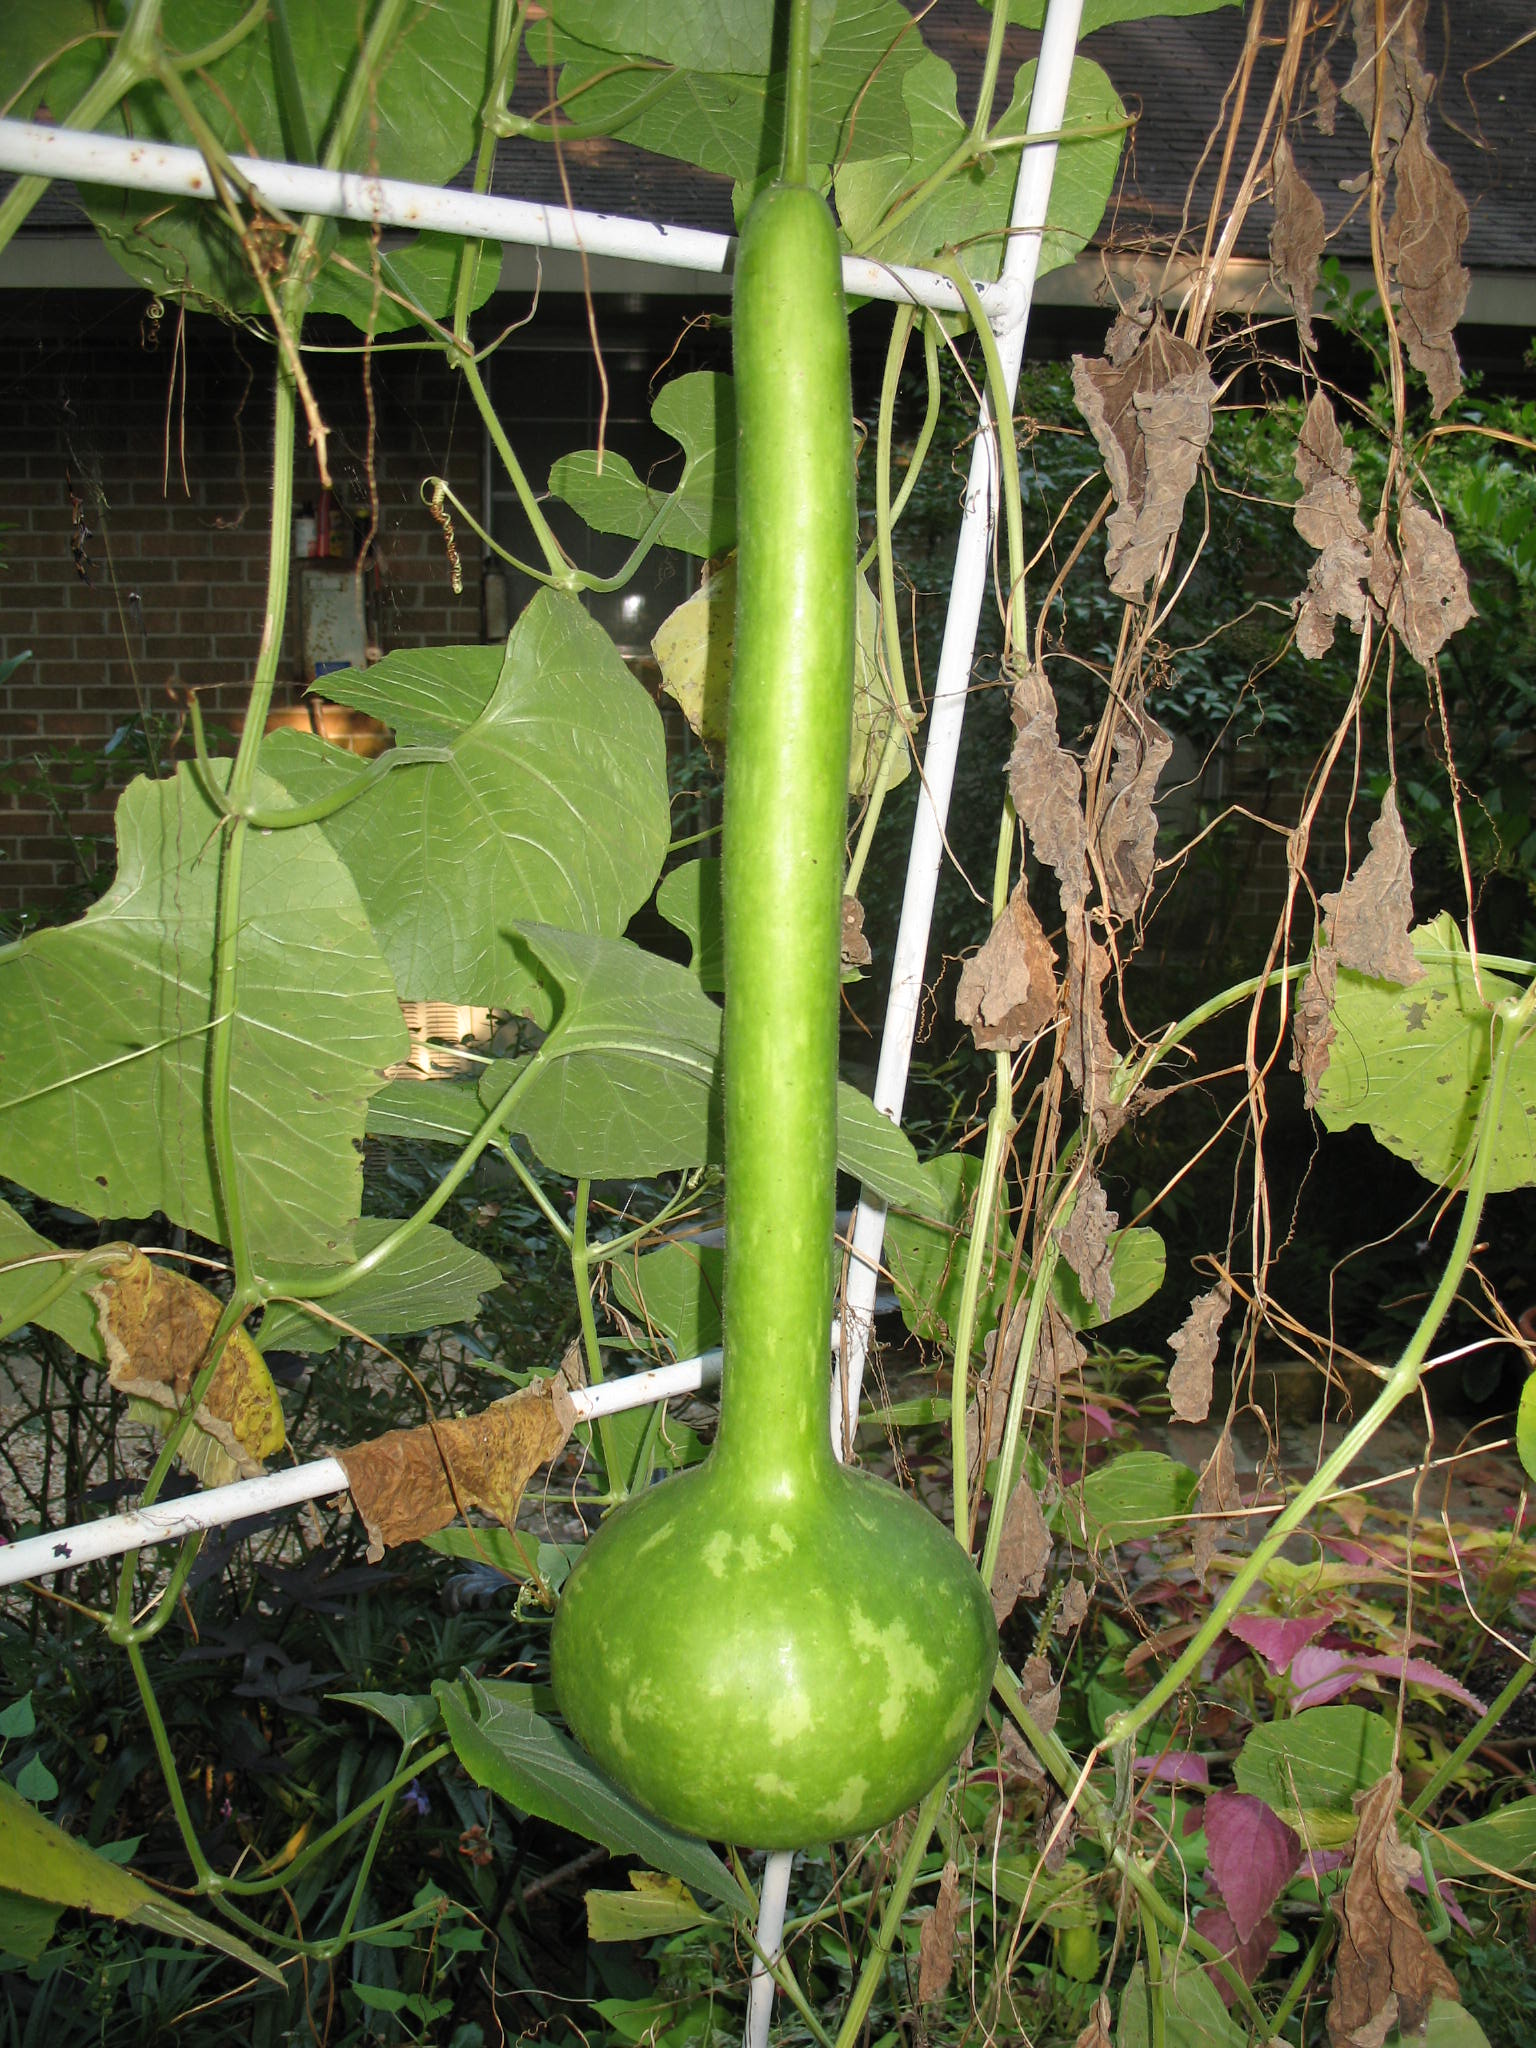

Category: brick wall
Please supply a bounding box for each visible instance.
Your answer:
[0,293,484,915]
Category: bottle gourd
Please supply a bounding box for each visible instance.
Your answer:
[550,173,997,1850]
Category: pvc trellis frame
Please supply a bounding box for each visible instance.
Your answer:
[0,3,1085,2036]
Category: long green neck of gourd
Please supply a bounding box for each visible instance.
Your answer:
[715,179,854,1504]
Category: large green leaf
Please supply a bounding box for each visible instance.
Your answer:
[609,1238,725,1357]
[656,860,724,992]
[490,929,725,1177]
[544,0,925,183]
[1235,1708,1396,1847]
[544,0,835,74]
[258,1220,504,1354]
[835,53,1125,280]
[265,594,671,1018]
[366,1076,485,1147]
[1315,916,1536,1193]
[59,0,499,327]
[435,1674,750,1907]
[0,765,404,1269]
[0,2,105,131]
[307,644,502,745]
[548,373,737,559]
[1075,1450,1196,1547]
[0,1779,281,1981]
[1051,1224,1165,1330]
[1429,1794,1536,1881]
[1117,1959,1244,2048]
[0,1200,104,1361]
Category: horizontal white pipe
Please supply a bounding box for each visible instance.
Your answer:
[0,1350,722,1588]
[0,120,1020,324]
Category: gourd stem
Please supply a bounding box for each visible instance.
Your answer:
[781,0,814,187]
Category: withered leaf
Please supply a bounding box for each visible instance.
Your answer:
[956,882,1058,1052]
[1271,134,1326,348]
[1311,56,1338,135]
[1073,1995,1114,2048]
[1168,1281,1231,1425]
[1320,789,1425,987]
[991,1475,1053,1624]
[1293,944,1340,1108]
[841,894,873,970]
[917,1859,961,2005]
[1293,391,1371,659]
[1341,0,1428,157]
[1019,1652,1061,1735]
[1326,1770,1460,2046]
[1055,1575,1090,1635]
[973,1299,1028,1490]
[1056,1173,1118,1321]
[1063,921,1117,1132]
[93,1250,284,1482]
[1384,111,1469,416]
[1037,1796,1079,1873]
[999,1717,1048,1784]
[1192,1427,1243,1585]
[1097,704,1172,921]
[1369,504,1474,665]
[338,1380,575,1562]
[1072,311,1216,601]
[1034,1301,1086,1411]
[1008,667,1089,919]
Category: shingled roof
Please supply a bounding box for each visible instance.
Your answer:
[6,3,1534,315]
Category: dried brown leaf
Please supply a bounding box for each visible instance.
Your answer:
[1342,0,1428,156]
[1311,55,1338,135]
[1292,944,1340,1108]
[1322,789,1425,986]
[991,1476,1053,1624]
[1326,1770,1460,2046]
[1019,1652,1062,1735]
[1369,504,1474,665]
[841,894,872,970]
[1385,111,1469,416]
[1063,920,1117,1131]
[956,883,1058,1052]
[1071,312,1216,601]
[1292,392,1371,659]
[1055,1576,1090,1634]
[1271,135,1326,348]
[1097,705,1173,921]
[1056,1173,1118,1321]
[338,1381,575,1562]
[1168,1282,1231,1425]
[1034,1302,1086,1411]
[1192,1428,1242,1585]
[1008,667,1090,919]
[999,1717,1048,1784]
[918,1859,961,2005]
[1073,1995,1114,2048]
[93,1250,284,1481]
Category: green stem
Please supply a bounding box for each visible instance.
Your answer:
[1267,1911,1335,2041]
[190,693,453,826]
[0,0,166,258]
[1139,1889,1166,2048]
[125,1640,216,1889]
[491,68,675,145]
[830,1778,948,2048]
[228,356,298,801]
[122,1531,204,1644]
[452,0,520,349]
[571,1180,631,1496]
[207,815,256,1290]
[943,259,1026,644]
[857,312,941,578]
[1102,971,1536,1759]
[222,1740,450,1895]
[780,0,814,185]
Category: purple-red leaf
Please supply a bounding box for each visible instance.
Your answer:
[1204,1790,1303,1944]
[1136,1753,1211,1787]
[1227,1610,1333,1674]
[1195,1905,1279,2003]
[1290,1646,1487,1714]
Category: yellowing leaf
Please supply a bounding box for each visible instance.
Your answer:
[92,1251,283,1483]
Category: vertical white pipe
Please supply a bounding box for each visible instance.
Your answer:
[833,0,1088,1451]
[744,1849,794,2048]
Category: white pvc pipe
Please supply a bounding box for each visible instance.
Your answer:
[0,1351,722,1589]
[0,119,1015,321]
[833,0,1087,1450]
[744,1850,793,2048]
